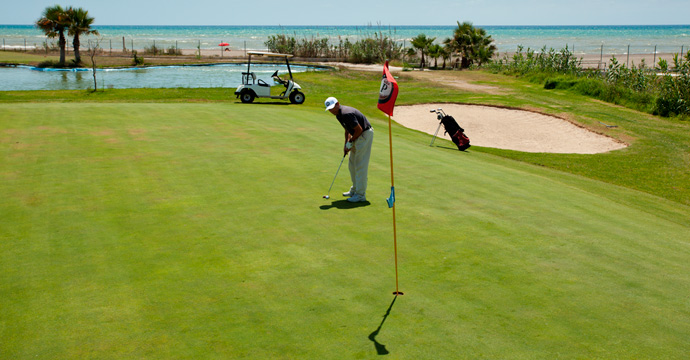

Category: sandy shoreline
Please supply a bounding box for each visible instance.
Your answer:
[9,45,679,70]
[181,48,678,69]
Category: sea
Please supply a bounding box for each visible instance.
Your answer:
[1,24,689,56]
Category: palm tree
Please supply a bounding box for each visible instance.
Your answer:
[410,34,436,69]
[448,21,497,69]
[35,5,69,67]
[67,7,99,65]
[440,42,452,69]
[427,44,443,69]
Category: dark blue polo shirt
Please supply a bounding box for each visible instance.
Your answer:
[336,105,372,135]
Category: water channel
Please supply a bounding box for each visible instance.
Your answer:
[0,63,322,91]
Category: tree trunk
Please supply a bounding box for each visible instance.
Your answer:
[73,34,81,65]
[461,56,471,69]
[58,30,66,67]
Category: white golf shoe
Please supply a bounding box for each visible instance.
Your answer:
[347,194,366,203]
[342,188,355,197]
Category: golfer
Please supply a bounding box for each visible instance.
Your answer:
[325,97,373,203]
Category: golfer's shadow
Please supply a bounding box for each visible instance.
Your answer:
[319,199,371,210]
[368,295,398,356]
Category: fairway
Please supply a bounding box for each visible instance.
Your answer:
[2,102,689,359]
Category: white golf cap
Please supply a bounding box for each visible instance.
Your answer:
[324,97,338,111]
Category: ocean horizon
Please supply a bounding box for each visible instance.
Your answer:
[1,24,689,55]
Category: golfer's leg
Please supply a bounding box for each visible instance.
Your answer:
[354,130,373,196]
[348,150,357,193]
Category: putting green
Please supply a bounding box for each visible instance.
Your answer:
[1,102,689,359]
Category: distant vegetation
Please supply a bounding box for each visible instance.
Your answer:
[35,5,98,67]
[265,31,403,64]
[487,46,690,119]
[264,21,496,69]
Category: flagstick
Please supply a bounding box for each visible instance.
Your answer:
[388,114,403,296]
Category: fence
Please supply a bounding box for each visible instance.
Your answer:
[0,37,252,58]
[494,44,689,70]
[2,36,689,65]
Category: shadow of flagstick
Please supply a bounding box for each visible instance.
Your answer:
[368,295,398,355]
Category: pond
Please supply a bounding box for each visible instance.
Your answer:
[0,63,324,91]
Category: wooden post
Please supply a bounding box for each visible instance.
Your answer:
[122,36,126,52]
[627,45,630,67]
[110,39,112,55]
[653,45,657,66]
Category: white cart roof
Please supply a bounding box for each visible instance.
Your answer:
[247,51,294,58]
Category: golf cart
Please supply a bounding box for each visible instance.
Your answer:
[234,51,305,104]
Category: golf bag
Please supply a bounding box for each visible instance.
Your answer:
[440,115,471,151]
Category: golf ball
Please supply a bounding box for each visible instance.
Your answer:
[324,195,330,199]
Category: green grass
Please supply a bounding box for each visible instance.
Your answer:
[0,50,59,65]
[1,69,690,358]
[3,69,688,206]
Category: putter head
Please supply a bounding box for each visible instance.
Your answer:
[323,195,330,199]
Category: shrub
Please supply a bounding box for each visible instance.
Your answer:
[132,50,144,66]
[654,51,690,118]
[264,31,403,63]
[265,34,296,54]
[490,45,690,118]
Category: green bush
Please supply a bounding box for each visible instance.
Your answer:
[654,52,690,117]
[264,31,403,63]
[265,34,296,55]
[132,50,144,66]
[490,46,689,119]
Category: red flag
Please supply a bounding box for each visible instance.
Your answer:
[377,61,399,116]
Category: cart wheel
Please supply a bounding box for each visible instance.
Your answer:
[240,91,255,103]
[289,91,305,104]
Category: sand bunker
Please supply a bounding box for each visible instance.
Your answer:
[394,104,627,154]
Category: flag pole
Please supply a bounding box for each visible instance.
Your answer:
[379,60,402,296]
[388,113,403,296]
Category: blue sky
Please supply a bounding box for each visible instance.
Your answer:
[3,0,689,26]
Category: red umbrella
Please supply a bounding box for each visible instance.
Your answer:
[218,42,229,47]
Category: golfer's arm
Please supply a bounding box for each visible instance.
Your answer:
[350,124,363,142]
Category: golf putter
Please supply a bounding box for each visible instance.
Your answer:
[323,154,347,199]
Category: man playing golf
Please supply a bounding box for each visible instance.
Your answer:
[325,97,373,203]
